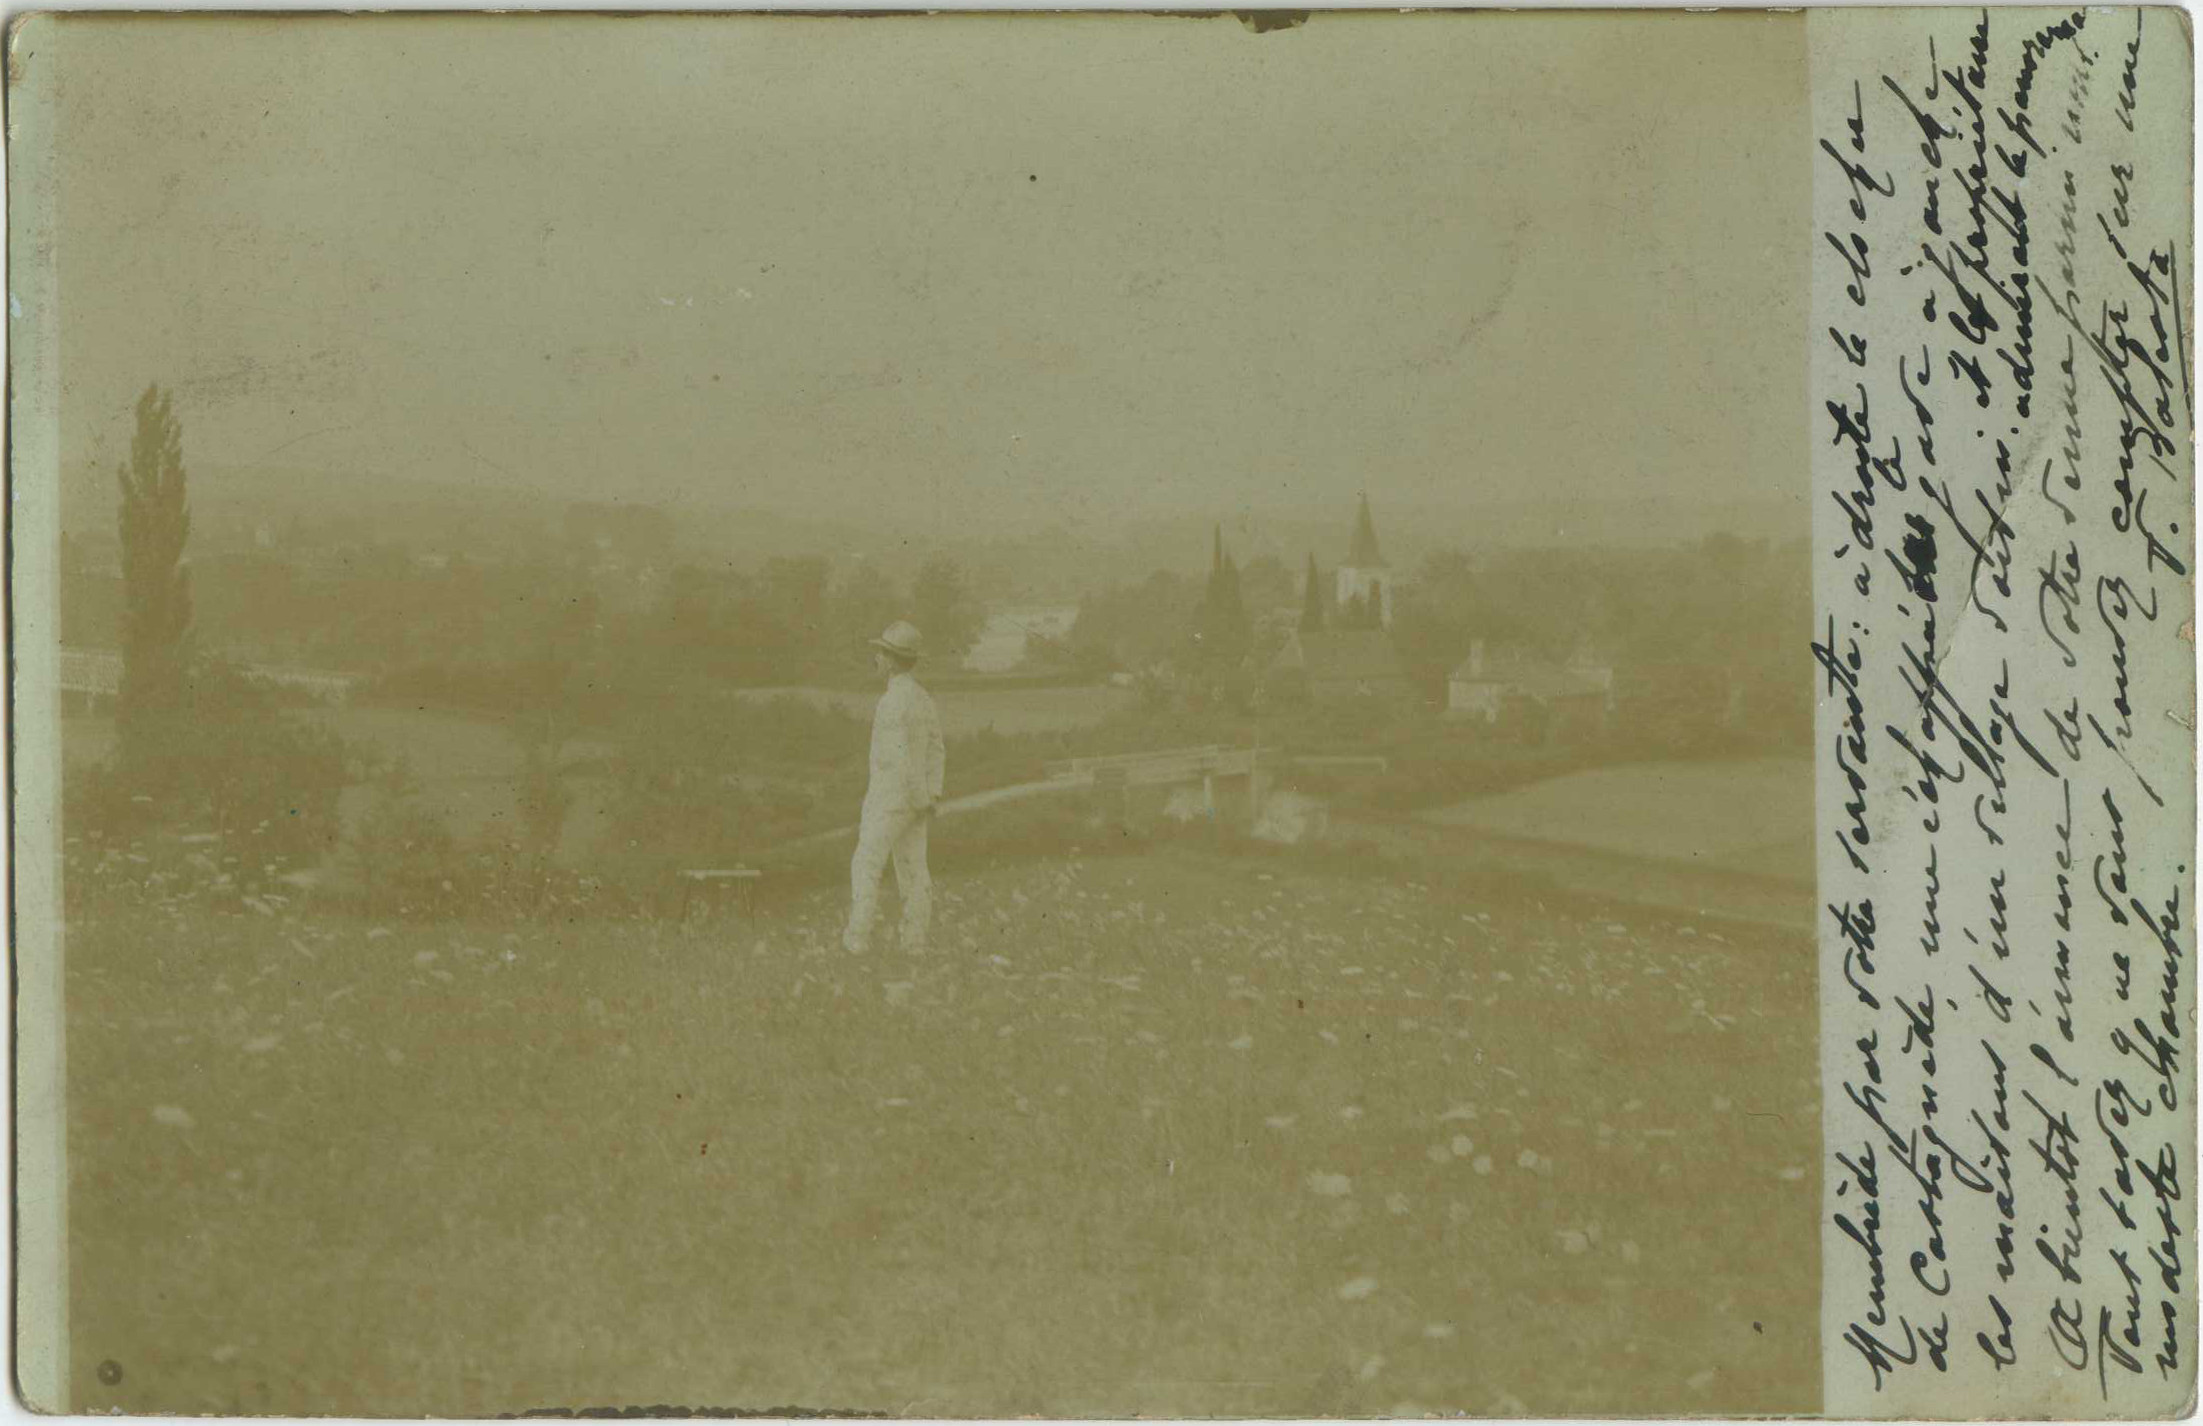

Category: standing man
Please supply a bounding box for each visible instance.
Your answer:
[844,620,946,955]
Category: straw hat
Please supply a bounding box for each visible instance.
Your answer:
[871,621,924,661]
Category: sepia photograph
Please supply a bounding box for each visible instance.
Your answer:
[15,9,1831,1416]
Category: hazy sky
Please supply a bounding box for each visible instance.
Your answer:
[42,12,1806,542]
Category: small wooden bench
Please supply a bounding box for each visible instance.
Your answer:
[678,868,762,926]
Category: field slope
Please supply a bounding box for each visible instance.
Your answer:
[67,849,1818,1417]
[1424,757,1814,883]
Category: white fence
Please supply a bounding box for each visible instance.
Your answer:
[59,649,122,698]
[58,648,360,704]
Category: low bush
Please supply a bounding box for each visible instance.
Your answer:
[345,756,461,919]
[67,658,352,871]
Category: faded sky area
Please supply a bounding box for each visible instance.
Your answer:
[42,12,1807,542]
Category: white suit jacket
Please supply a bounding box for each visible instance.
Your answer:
[865,673,946,815]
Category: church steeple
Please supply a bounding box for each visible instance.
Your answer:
[1334,493,1393,629]
[1346,492,1387,569]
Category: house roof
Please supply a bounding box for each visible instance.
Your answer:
[1273,630,1410,684]
[1450,654,1609,702]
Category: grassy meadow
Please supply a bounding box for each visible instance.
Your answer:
[66,839,1819,1417]
[1423,758,1813,884]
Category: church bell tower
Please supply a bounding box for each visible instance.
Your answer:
[1333,493,1393,629]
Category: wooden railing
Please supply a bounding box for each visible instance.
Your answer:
[1043,745,1259,786]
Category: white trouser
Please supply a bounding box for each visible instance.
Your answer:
[844,804,931,952]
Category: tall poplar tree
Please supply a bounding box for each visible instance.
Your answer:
[115,384,194,774]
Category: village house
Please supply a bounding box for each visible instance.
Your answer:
[1266,628,1415,704]
[564,500,675,614]
[1447,640,1615,738]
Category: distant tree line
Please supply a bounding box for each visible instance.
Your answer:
[1064,539,1298,681]
[1064,529,1812,753]
[64,532,988,712]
